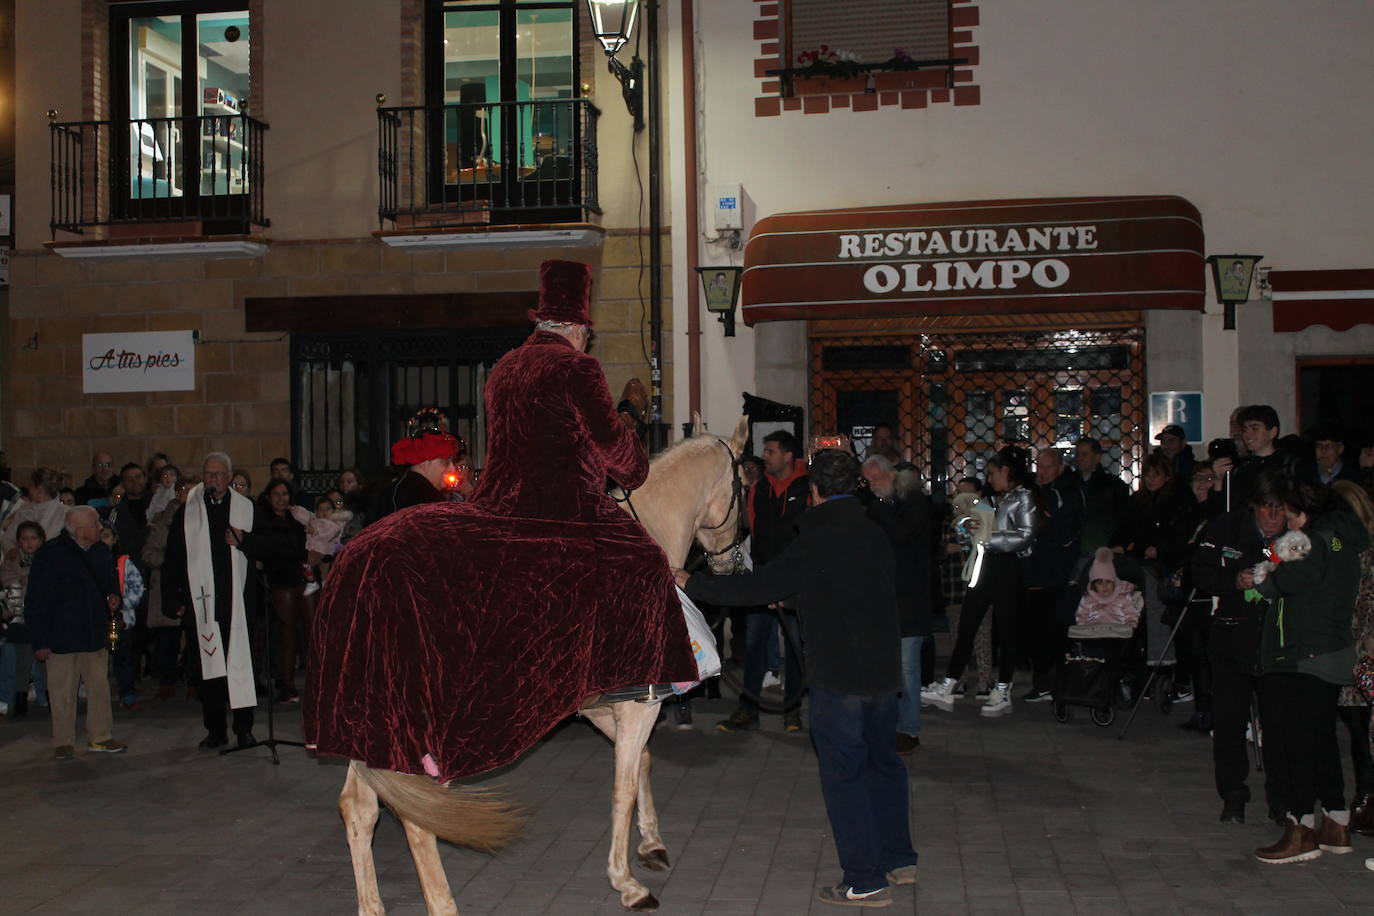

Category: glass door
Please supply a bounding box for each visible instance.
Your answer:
[116,3,250,215]
[431,1,576,207]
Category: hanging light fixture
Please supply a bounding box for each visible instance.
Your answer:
[586,0,639,55]
[1206,254,1264,330]
[696,265,743,337]
[585,0,644,131]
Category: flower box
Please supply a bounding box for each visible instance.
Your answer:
[792,75,867,96]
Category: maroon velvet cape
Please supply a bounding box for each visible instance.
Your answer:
[304,331,696,782]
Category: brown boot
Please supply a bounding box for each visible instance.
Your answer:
[1351,794,1374,836]
[1255,818,1322,864]
[1315,814,1354,854]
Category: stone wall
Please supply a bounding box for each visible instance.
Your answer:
[5,230,670,486]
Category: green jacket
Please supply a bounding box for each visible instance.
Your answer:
[1256,508,1370,683]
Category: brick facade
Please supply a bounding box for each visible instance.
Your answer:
[6,233,669,486]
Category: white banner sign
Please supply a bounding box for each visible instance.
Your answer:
[83,331,196,393]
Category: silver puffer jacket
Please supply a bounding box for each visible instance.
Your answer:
[987,486,1036,557]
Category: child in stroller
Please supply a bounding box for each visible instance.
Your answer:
[1053,548,1143,726]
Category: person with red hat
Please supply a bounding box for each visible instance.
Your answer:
[306,259,695,784]
[370,408,466,521]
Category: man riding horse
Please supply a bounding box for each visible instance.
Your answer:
[305,260,697,783]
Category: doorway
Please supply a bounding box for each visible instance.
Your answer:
[811,326,1146,497]
[1297,358,1374,439]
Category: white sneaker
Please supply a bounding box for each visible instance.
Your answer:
[762,671,782,689]
[0,701,8,715]
[920,677,958,712]
[980,683,1013,717]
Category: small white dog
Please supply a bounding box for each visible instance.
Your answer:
[1251,529,1312,584]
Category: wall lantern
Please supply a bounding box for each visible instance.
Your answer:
[586,0,644,131]
[1206,254,1263,330]
[696,265,743,337]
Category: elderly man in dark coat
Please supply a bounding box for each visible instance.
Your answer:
[306,260,696,783]
[678,450,916,909]
[26,505,128,760]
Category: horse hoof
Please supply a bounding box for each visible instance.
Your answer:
[638,848,671,871]
[629,893,660,911]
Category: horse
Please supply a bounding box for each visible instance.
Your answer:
[337,416,748,915]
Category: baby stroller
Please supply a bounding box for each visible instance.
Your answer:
[1052,551,1170,727]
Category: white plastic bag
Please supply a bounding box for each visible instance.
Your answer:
[673,586,721,691]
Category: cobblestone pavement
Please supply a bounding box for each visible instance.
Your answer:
[1,680,1372,915]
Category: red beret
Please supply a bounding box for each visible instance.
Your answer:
[391,432,460,467]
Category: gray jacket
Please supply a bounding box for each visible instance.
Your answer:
[987,486,1036,557]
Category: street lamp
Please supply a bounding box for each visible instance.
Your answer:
[1206,254,1263,330]
[586,0,644,131]
[696,265,742,337]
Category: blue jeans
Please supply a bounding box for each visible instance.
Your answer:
[809,686,916,892]
[896,636,924,737]
[741,609,802,713]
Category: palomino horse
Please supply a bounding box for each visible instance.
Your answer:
[339,417,748,915]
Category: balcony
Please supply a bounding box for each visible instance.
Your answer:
[377,98,601,238]
[49,113,269,243]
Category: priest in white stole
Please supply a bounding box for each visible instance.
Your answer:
[163,452,257,748]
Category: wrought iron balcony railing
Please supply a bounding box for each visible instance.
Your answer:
[50,113,269,237]
[377,98,600,229]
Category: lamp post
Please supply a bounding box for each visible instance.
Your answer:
[695,265,742,336]
[588,0,664,450]
[1206,254,1264,330]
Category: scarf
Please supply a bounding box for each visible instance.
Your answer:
[185,484,256,709]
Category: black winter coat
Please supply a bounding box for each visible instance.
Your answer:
[1075,469,1130,554]
[1190,508,1275,669]
[864,488,932,638]
[686,495,900,697]
[747,461,809,566]
[1026,472,1082,588]
[25,532,118,654]
[239,508,308,590]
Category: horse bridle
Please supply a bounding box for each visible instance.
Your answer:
[687,439,746,571]
[611,438,746,573]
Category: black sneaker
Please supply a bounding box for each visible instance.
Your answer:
[1020,688,1053,703]
[895,733,920,755]
[783,709,804,733]
[815,884,892,908]
[715,708,759,733]
[975,686,991,700]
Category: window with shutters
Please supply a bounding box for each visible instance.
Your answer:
[780,0,953,97]
[753,0,979,115]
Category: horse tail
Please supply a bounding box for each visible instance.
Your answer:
[355,762,526,852]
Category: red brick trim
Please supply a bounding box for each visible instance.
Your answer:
[753,2,981,117]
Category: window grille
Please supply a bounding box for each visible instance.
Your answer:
[811,326,1146,498]
[290,330,524,494]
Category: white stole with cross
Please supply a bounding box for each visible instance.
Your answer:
[185,484,256,709]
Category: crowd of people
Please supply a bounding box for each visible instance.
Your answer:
[0,438,475,758]
[4,391,1374,893]
[694,405,1374,880]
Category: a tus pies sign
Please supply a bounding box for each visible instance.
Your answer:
[740,196,1206,324]
[82,331,196,393]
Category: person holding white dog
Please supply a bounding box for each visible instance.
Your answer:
[1250,482,1369,864]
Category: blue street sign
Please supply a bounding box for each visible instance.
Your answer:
[1149,391,1203,443]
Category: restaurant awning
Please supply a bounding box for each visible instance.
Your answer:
[741,195,1205,325]
[1270,269,1374,333]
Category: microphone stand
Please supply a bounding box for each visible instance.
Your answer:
[220,522,305,765]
